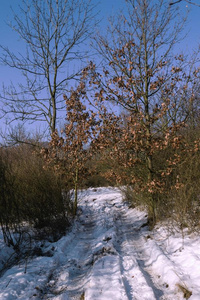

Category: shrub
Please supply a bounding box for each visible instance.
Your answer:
[0,155,21,247]
[0,144,72,247]
[170,145,200,231]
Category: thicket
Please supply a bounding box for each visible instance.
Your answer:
[96,124,200,230]
[120,125,200,230]
[0,144,72,248]
[40,62,200,231]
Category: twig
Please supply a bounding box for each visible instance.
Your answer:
[5,278,12,288]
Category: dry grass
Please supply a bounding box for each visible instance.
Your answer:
[177,284,192,299]
[80,292,85,300]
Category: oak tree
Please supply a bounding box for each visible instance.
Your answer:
[42,81,101,215]
[90,0,199,223]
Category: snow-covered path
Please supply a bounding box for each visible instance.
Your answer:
[0,187,200,299]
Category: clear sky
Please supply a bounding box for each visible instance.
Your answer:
[0,0,200,138]
[0,0,125,86]
[1,0,200,83]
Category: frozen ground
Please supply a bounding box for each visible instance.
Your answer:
[0,187,200,299]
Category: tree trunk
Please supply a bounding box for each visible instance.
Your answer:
[73,168,79,216]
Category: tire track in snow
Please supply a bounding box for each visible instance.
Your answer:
[84,191,132,300]
[0,188,195,299]
[41,201,99,299]
[113,204,186,300]
[85,190,163,300]
[112,205,164,300]
[42,189,125,299]
[40,188,185,300]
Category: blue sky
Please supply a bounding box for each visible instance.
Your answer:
[0,0,125,85]
[0,0,200,138]
[0,0,200,84]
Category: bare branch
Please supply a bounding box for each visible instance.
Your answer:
[170,0,200,6]
[0,0,98,138]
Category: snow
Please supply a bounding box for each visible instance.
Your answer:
[0,187,200,299]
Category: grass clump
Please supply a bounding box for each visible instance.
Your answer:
[177,284,192,299]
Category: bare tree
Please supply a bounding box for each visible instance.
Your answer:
[0,0,97,134]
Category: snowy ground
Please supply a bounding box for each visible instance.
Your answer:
[0,187,200,300]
